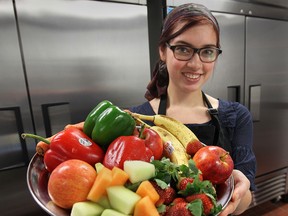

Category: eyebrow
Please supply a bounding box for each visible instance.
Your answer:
[171,40,217,48]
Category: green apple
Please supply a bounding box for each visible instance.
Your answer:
[123,160,155,183]
[106,185,141,215]
[101,209,129,216]
[71,201,104,216]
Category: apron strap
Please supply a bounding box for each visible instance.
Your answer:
[201,92,220,145]
[201,91,218,115]
[158,94,167,115]
[202,92,232,153]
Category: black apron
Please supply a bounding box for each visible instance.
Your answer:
[158,92,232,153]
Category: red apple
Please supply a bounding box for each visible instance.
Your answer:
[193,146,234,184]
[48,159,96,209]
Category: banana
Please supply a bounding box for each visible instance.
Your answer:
[150,126,189,166]
[131,113,199,150]
[131,114,190,165]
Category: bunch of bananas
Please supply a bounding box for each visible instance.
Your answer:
[131,113,203,166]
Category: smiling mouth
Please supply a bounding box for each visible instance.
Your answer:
[183,72,201,79]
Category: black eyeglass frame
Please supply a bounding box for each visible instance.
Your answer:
[166,42,222,63]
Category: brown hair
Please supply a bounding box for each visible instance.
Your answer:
[145,3,220,100]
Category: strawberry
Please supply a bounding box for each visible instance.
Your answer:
[150,181,176,206]
[166,202,192,216]
[159,205,170,216]
[186,140,203,156]
[178,177,195,191]
[172,197,186,205]
[177,173,204,192]
[186,193,214,216]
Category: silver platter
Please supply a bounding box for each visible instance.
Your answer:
[27,153,234,216]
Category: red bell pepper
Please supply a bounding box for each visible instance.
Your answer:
[22,127,104,172]
[102,127,163,169]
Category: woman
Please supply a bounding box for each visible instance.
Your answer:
[129,3,256,216]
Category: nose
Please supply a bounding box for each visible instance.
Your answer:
[187,52,202,68]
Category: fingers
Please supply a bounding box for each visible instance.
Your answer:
[233,170,250,194]
[219,170,252,215]
[218,193,240,216]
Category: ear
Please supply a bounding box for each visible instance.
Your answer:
[159,45,166,62]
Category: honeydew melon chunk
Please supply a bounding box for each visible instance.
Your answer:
[95,162,104,173]
[101,209,129,216]
[106,185,141,215]
[71,201,104,216]
[123,160,155,183]
[97,195,111,209]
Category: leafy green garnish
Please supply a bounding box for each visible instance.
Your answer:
[157,204,167,214]
[187,199,203,216]
[155,178,169,189]
[151,157,202,183]
[150,158,222,216]
[151,157,179,184]
[179,177,217,197]
[124,181,141,192]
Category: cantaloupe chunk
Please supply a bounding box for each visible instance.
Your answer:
[134,196,160,216]
[136,180,160,204]
[110,166,129,186]
[87,166,112,202]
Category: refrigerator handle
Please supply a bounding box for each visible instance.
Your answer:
[0,106,29,169]
[41,102,70,137]
[227,85,241,102]
[248,85,261,122]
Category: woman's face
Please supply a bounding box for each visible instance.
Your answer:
[160,23,218,94]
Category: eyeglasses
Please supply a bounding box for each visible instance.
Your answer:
[166,43,222,63]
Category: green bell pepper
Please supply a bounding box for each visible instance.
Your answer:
[83,100,113,137]
[83,100,135,149]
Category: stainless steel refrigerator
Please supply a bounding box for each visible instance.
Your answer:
[0,0,150,215]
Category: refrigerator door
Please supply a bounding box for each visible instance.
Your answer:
[0,1,48,215]
[15,0,150,139]
[0,0,34,169]
[245,17,288,176]
[203,13,245,104]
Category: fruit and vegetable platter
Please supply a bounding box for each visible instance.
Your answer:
[25,100,234,216]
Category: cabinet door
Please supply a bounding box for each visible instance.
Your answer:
[246,17,288,175]
[203,13,245,103]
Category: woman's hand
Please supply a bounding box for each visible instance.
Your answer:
[219,169,252,216]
